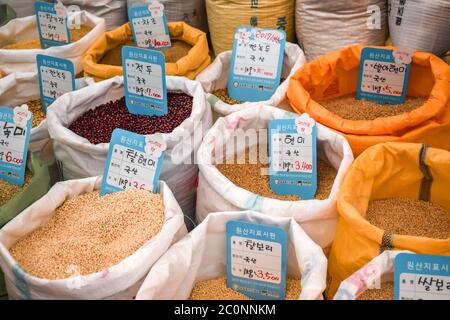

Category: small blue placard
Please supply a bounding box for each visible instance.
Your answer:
[36,54,75,112]
[226,220,287,300]
[35,1,70,49]
[100,129,164,196]
[394,253,450,300]
[268,115,317,199]
[356,47,412,104]
[0,106,32,186]
[128,4,171,49]
[122,46,168,116]
[227,26,286,102]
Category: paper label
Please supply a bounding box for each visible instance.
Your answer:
[268,115,317,199]
[122,46,168,116]
[0,106,32,186]
[36,54,75,112]
[226,220,287,300]
[356,47,412,104]
[34,1,70,48]
[228,26,286,102]
[394,253,450,300]
[100,129,165,196]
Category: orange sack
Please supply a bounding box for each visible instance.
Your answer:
[287,45,450,156]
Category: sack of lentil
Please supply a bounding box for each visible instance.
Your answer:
[136,211,327,300]
[326,142,450,299]
[388,0,450,57]
[0,10,105,75]
[0,176,187,300]
[82,21,210,82]
[47,75,211,228]
[195,42,306,117]
[287,44,450,156]
[195,105,354,248]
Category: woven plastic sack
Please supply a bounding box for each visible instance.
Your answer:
[206,0,295,55]
[196,105,354,248]
[47,75,211,228]
[295,0,388,61]
[326,142,450,299]
[83,21,210,82]
[136,211,327,300]
[195,42,306,116]
[287,44,450,156]
[388,0,450,57]
[0,11,105,75]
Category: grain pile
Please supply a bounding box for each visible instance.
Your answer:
[366,198,450,239]
[0,171,32,207]
[189,277,301,300]
[320,95,426,121]
[213,88,241,105]
[356,282,394,300]
[217,147,337,201]
[9,189,165,280]
[27,99,45,128]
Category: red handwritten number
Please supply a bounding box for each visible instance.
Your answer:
[133,181,146,190]
[5,152,22,165]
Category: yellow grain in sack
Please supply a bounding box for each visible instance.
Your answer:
[83,21,211,81]
[206,0,295,55]
[326,142,450,299]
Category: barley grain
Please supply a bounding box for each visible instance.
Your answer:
[0,171,32,207]
[356,282,394,300]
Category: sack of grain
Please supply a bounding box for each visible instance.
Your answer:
[196,105,354,248]
[47,75,211,228]
[295,0,388,61]
[326,142,450,299]
[195,42,306,117]
[127,0,208,32]
[287,44,450,156]
[0,10,105,75]
[333,250,413,300]
[83,22,210,81]
[206,0,295,55]
[388,0,450,57]
[136,211,327,300]
[0,176,187,300]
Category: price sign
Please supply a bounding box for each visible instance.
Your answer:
[35,1,70,49]
[394,253,450,300]
[268,114,317,199]
[228,26,286,102]
[356,47,412,104]
[122,46,167,116]
[0,106,32,186]
[128,1,171,49]
[226,220,287,300]
[100,129,165,196]
[37,54,75,112]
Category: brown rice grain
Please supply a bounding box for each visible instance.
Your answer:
[356,282,394,300]
[26,99,46,128]
[0,170,32,207]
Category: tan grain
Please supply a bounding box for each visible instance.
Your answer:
[0,171,32,207]
[26,99,45,128]
[356,282,394,300]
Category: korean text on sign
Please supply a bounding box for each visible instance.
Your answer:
[35,1,70,48]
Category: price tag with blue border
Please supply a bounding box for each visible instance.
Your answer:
[122,46,168,116]
[100,129,165,196]
[34,1,70,49]
[226,220,287,300]
[0,106,32,186]
[268,115,317,199]
[357,47,412,104]
[37,54,75,112]
[394,253,450,300]
[228,26,286,102]
[128,1,171,49]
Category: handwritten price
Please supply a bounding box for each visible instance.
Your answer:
[0,152,23,165]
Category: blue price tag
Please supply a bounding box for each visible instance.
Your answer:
[226,220,287,300]
[34,1,70,49]
[122,46,168,116]
[356,47,412,104]
[0,106,32,186]
[36,54,75,112]
[100,129,165,196]
[128,4,171,49]
[268,115,317,199]
[228,26,286,102]
[394,253,450,300]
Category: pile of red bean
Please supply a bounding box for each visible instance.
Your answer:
[69,93,193,144]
